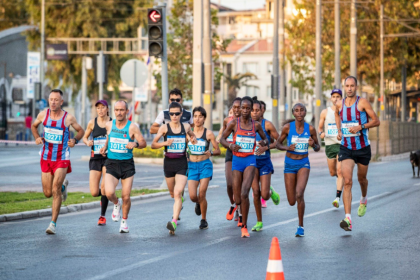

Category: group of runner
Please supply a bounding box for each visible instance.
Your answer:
[32,76,379,237]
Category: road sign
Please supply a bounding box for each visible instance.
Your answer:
[134,85,148,102]
[120,59,148,88]
[148,8,164,57]
[27,52,40,99]
[37,99,47,110]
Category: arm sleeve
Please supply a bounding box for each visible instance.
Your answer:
[154,111,164,125]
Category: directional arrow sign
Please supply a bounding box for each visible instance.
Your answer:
[149,10,161,23]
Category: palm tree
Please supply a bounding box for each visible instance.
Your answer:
[224,72,258,106]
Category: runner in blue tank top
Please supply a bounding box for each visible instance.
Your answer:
[334,76,380,232]
[99,100,147,233]
[276,103,321,237]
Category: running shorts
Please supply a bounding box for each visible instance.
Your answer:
[284,156,310,174]
[188,158,213,181]
[338,145,371,166]
[164,157,188,178]
[41,159,72,175]
[105,158,135,180]
[256,157,274,176]
[325,144,341,159]
[225,148,233,163]
[232,154,256,172]
[89,157,107,172]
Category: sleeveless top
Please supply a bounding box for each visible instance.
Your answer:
[340,96,370,150]
[232,118,256,158]
[324,107,341,146]
[41,109,70,161]
[107,119,134,160]
[188,128,210,155]
[164,123,187,159]
[255,119,271,160]
[287,121,310,156]
[226,115,235,143]
[91,117,112,159]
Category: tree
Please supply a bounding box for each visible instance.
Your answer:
[0,0,28,31]
[224,72,257,106]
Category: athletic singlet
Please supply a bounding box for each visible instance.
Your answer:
[255,119,271,159]
[188,128,209,155]
[226,115,234,143]
[340,96,370,150]
[41,109,70,161]
[91,117,112,158]
[232,118,256,158]
[164,123,187,159]
[287,121,310,155]
[107,119,134,160]
[324,107,341,146]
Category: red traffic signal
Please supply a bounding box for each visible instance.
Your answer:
[148,9,162,23]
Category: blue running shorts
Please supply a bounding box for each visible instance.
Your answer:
[256,157,274,176]
[232,155,256,172]
[188,158,213,181]
[284,156,310,174]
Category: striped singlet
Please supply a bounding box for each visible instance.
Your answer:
[41,109,70,161]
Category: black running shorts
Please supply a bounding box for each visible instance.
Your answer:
[164,157,188,178]
[338,145,371,166]
[225,148,233,163]
[89,157,107,172]
[105,158,136,180]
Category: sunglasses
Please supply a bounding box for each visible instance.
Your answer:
[169,112,181,116]
[170,98,181,102]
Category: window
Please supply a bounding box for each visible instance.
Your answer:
[267,62,273,73]
[243,62,258,75]
[246,86,259,97]
[228,16,236,24]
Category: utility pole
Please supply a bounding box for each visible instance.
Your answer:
[161,3,169,110]
[335,0,341,89]
[98,51,104,100]
[203,0,212,129]
[219,62,225,126]
[380,4,385,121]
[148,57,153,135]
[81,57,87,128]
[286,61,292,119]
[272,0,279,129]
[350,0,357,78]
[192,0,203,108]
[401,45,407,122]
[279,0,286,124]
[315,0,322,131]
[40,0,45,102]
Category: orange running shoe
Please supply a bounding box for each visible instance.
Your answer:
[226,205,237,220]
[237,216,243,227]
[241,226,250,238]
[98,216,106,226]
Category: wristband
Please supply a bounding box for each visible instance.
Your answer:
[73,138,79,144]
[319,131,324,136]
[135,142,139,148]
[210,151,213,156]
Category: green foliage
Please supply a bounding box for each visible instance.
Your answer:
[132,146,164,158]
[0,0,28,31]
[224,72,257,105]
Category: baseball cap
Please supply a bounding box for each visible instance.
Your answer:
[95,100,108,107]
[331,89,342,96]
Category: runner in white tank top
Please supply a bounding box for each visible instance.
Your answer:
[318,89,344,208]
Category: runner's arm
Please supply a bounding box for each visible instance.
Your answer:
[184,123,197,144]
[31,110,46,144]
[67,115,85,147]
[82,120,94,146]
[151,125,171,149]
[216,117,228,143]
[255,122,268,147]
[334,102,342,141]
[207,130,221,156]
[266,121,280,150]
[361,98,380,129]
[126,124,147,150]
[309,125,321,152]
[219,119,236,149]
[318,109,327,139]
[276,124,294,151]
[150,111,164,134]
[100,121,112,156]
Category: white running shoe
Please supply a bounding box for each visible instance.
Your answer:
[46,222,56,234]
[112,199,122,222]
[61,179,69,202]
[332,197,340,208]
[119,220,129,233]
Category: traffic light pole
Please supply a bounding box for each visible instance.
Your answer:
[272,0,279,129]
[203,0,212,129]
[161,3,169,110]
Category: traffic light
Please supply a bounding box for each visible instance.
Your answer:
[147,8,164,57]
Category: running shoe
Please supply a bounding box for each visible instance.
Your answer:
[261,198,267,208]
[167,221,177,235]
[46,222,56,234]
[332,197,340,208]
[340,217,352,231]
[237,216,243,227]
[234,210,239,221]
[119,220,129,233]
[241,226,250,238]
[199,219,208,230]
[61,179,69,202]
[270,186,280,205]
[358,200,367,217]
[98,216,106,226]
[195,202,201,216]
[295,226,304,237]
[226,205,237,220]
[251,222,263,232]
[111,199,121,222]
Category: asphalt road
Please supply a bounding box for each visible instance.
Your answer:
[0,144,419,279]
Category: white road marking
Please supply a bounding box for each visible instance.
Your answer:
[413,182,420,186]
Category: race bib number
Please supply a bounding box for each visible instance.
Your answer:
[44,126,64,144]
[227,133,234,142]
[93,137,107,154]
[254,145,266,156]
[109,137,129,153]
[327,123,338,137]
[236,135,255,153]
[167,136,186,153]
[188,139,206,155]
[291,136,309,153]
[342,121,360,137]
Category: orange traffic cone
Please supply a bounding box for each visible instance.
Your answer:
[266,237,285,280]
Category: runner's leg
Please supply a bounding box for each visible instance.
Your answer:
[357,163,369,198]
[166,177,176,198]
[198,178,210,220]
[120,175,134,218]
[41,172,54,198]
[295,168,310,227]
[188,180,199,203]
[251,171,262,222]
[327,158,337,177]
[89,170,102,197]
[284,173,297,206]
[336,157,344,192]
[105,173,119,204]
[260,174,271,201]
[50,168,68,223]
[225,161,234,204]
[172,174,187,220]
[240,166,256,227]
[100,166,109,216]
[341,159,356,215]
[232,170,243,205]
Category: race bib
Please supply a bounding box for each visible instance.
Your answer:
[109,137,129,153]
[227,133,234,142]
[167,136,186,153]
[291,136,309,153]
[254,145,266,156]
[327,123,339,137]
[188,139,206,155]
[44,126,64,144]
[342,121,361,137]
[93,137,107,154]
[236,135,255,153]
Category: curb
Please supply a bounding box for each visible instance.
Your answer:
[0,185,219,223]
[81,155,164,165]
[379,152,410,162]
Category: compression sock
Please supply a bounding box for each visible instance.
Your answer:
[101,195,109,216]
[98,189,102,197]
[336,190,342,199]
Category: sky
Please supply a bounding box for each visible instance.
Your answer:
[216,0,265,11]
